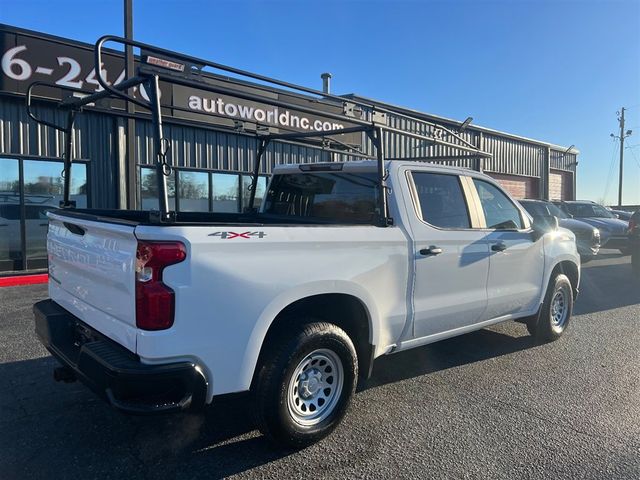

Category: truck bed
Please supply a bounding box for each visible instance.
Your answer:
[56,208,376,227]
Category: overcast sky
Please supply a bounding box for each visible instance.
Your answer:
[2,0,639,204]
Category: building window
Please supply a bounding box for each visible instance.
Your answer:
[139,167,268,214]
[0,157,89,272]
[178,170,209,212]
[242,175,268,210]
[140,167,176,210]
[212,173,241,213]
[23,160,88,208]
[0,158,21,271]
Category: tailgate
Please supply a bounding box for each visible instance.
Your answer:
[47,212,138,352]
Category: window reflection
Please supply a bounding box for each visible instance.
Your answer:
[138,169,268,215]
[23,160,87,209]
[178,171,209,212]
[140,167,176,211]
[212,173,240,213]
[23,160,88,266]
[242,175,268,211]
[0,158,22,271]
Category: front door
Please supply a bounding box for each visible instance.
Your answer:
[404,170,491,338]
[471,178,544,319]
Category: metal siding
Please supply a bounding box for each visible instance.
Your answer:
[550,149,577,172]
[0,97,118,208]
[135,118,327,174]
[356,108,550,175]
[2,94,577,207]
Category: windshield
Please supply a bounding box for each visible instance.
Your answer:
[263,171,379,224]
[519,201,569,219]
[566,203,615,218]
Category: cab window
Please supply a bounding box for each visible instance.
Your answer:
[473,179,524,230]
[411,172,470,228]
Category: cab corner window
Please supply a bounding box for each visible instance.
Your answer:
[411,172,470,229]
[473,179,523,230]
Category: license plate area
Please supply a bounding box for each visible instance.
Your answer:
[74,321,100,348]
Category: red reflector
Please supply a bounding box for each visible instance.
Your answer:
[135,241,186,331]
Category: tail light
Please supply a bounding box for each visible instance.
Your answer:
[135,241,186,330]
[629,217,637,234]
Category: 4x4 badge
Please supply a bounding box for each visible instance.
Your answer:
[209,231,267,239]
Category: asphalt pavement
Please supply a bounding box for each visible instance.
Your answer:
[1,251,638,479]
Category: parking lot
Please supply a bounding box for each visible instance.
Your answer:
[1,252,638,480]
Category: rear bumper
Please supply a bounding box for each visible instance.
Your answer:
[33,299,207,415]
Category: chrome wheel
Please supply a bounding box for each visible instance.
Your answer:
[550,288,569,329]
[287,348,344,426]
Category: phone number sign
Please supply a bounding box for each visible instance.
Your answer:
[0,28,168,108]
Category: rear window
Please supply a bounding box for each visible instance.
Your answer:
[263,172,379,223]
[566,203,614,219]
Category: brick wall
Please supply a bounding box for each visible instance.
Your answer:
[488,173,539,199]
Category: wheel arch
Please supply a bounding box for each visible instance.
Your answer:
[549,259,580,299]
[245,286,379,392]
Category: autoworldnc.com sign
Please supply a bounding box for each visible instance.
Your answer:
[175,87,350,135]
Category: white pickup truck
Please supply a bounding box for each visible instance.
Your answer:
[34,160,580,447]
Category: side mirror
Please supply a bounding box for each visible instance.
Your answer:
[614,214,620,219]
[531,215,559,240]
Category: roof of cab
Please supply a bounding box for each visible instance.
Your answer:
[271,159,496,181]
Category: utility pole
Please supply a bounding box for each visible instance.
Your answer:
[611,108,633,207]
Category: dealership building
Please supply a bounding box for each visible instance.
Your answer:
[0,24,579,274]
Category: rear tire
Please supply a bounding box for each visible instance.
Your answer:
[527,273,573,342]
[253,320,358,449]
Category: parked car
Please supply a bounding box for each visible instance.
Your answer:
[554,200,630,254]
[629,210,640,275]
[519,199,600,261]
[608,208,634,222]
[34,161,580,448]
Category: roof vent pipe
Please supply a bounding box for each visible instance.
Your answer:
[321,72,332,94]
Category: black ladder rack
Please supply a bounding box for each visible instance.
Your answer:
[26,35,492,226]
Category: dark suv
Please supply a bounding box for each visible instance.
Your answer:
[554,200,630,254]
[519,199,600,260]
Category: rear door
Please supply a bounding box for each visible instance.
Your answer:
[470,178,544,319]
[403,169,491,338]
[47,212,139,352]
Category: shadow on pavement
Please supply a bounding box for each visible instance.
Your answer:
[363,327,537,391]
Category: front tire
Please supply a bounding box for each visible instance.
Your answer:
[253,321,358,448]
[527,273,573,342]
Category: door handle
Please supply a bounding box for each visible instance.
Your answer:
[491,242,507,252]
[419,246,443,256]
